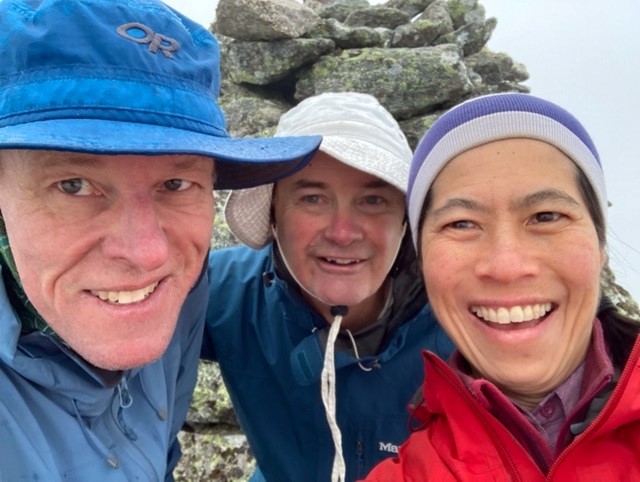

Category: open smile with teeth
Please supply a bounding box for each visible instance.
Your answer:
[471,303,553,325]
[322,257,361,265]
[91,281,159,305]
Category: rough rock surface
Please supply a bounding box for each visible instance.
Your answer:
[174,0,640,480]
[214,0,320,41]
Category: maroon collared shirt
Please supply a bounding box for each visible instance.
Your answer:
[451,319,614,472]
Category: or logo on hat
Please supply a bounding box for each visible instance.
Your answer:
[116,22,180,59]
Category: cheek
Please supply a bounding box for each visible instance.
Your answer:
[421,241,465,288]
[172,199,215,246]
[372,217,406,251]
[3,213,54,275]
[550,236,603,288]
[274,214,311,262]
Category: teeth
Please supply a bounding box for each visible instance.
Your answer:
[325,258,358,265]
[471,303,552,325]
[92,281,159,305]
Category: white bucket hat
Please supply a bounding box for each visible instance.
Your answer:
[224,92,413,248]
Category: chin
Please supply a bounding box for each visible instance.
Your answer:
[82,338,171,371]
[92,351,164,371]
[321,294,367,308]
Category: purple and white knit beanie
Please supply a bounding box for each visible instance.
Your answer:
[407,93,607,248]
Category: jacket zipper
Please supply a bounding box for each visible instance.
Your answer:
[117,378,137,440]
[111,377,160,481]
[356,440,364,475]
[547,336,640,477]
[431,357,525,482]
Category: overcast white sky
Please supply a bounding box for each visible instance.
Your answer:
[165,0,640,303]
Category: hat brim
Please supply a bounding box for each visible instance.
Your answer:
[320,136,408,193]
[0,119,321,190]
[225,184,274,249]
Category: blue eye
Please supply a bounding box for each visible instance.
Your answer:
[58,178,92,196]
[164,179,192,192]
[301,194,321,204]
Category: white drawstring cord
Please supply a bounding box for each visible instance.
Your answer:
[272,222,406,481]
[321,309,347,482]
[345,329,374,372]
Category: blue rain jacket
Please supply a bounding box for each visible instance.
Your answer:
[0,266,208,481]
[202,245,454,482]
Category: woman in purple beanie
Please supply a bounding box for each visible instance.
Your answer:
[364,93,640,481]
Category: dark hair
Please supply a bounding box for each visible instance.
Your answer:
[576,169,640,367]
[417,164,639,370]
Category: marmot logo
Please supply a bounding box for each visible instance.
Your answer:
[378,441,399,454]
[116,22,180,59]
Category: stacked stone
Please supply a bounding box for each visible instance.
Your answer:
[174,1,639,480]
[213,0,530,148]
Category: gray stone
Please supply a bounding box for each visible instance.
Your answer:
[385,0,437,18]
[399,112,441,148]
[439,16,496,56]
[214,0,320,41]
[465,47,530,94]
[308,18,394,49]
[392,0,453,47]
[447,0,481,29]
[220,95,289,137]
[317,0,371,22]
[295,44,474,119]
[223,38,335,85]
[344,7,411,29]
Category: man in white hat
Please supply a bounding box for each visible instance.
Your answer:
[201,92,454,482]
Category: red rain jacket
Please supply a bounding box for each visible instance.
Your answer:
[363,336,640,481]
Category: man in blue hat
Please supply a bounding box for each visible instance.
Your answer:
[0,0,319,480]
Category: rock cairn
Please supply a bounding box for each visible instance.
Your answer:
[214,0,529,147]
[174,1,640,480]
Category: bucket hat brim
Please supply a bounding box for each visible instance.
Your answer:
[0,119,321,190]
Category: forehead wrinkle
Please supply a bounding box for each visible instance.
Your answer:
[36,151,104,170]
[29,152,212,176]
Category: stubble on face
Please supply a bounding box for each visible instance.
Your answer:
[0,150,215,370]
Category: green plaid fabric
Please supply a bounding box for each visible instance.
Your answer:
[0,215,54,335]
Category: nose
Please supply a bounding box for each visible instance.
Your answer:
[474,226,540,282]
[322,206,364,246]
[101,194,170,271]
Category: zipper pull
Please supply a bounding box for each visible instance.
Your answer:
[117,378,133,409]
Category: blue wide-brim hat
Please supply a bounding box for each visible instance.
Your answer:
[408,93,607,248]
[0,0,321,190]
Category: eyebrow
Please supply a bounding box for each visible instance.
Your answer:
[428,188,580,219]
[38,152,104,169]
[428,198,488,220]
[513,188,580,210]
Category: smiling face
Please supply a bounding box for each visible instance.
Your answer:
[272,152,406,330]
[0,150,215,370]
[419,138,605,407]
